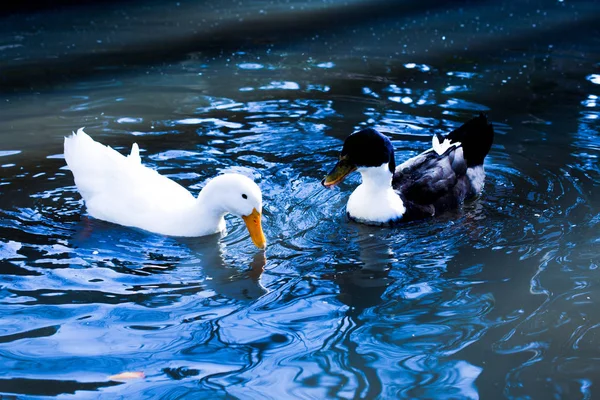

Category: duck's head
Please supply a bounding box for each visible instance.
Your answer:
[322,128,396,187]
[205,174,266,248]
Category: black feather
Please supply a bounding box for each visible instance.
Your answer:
[391,114,494,222]
[445,112,494,167]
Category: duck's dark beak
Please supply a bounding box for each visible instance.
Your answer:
[322,156,357,188]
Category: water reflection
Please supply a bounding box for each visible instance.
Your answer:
[178,237,267,302]
[71,218,268,303]
[279,219,496,398]
[330,225,395,310]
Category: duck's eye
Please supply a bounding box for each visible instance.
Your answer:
[242,194,248,199]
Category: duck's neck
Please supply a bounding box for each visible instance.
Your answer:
[346,163,406,225]
[149,189,226,238]
[358,164,394,191]
[193,187,227,235]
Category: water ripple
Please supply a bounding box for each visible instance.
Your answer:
[0,46,598,399]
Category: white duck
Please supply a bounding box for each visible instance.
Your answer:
[64,129,266,248]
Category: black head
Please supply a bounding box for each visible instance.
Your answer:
[322,128,396,187]
[341,128,396,172]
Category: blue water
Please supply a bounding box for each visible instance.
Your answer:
[0,1,599,398]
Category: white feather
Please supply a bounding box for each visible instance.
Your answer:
[64,128,262,238]
[347,164,405,224]
[467,165,485,194]
[128,142,141,164]
[397,135,462,173]
[432,135,461,156]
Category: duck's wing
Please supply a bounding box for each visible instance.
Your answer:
[64,129,194,221]
[393,145,469,211]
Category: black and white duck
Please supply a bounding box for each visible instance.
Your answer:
[322,113,494,225]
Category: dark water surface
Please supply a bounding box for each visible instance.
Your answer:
[1,1,599,398]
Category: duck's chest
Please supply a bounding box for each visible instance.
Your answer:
[346,185,406,225]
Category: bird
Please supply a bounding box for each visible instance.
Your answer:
[64,128,266,248]
[321,113,494,225]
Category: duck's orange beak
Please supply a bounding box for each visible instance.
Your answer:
[322,156,356,188]
[242,208,266,249]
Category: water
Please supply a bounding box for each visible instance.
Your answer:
[0,1,599,398]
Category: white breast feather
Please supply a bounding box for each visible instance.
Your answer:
[346,164,405,224]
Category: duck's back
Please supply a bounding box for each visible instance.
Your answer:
[393,146,470,220]
[393,113,494,221]
[64,129,195,227]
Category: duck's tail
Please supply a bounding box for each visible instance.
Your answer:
[64,128,141,202]
[445,113,494,167]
